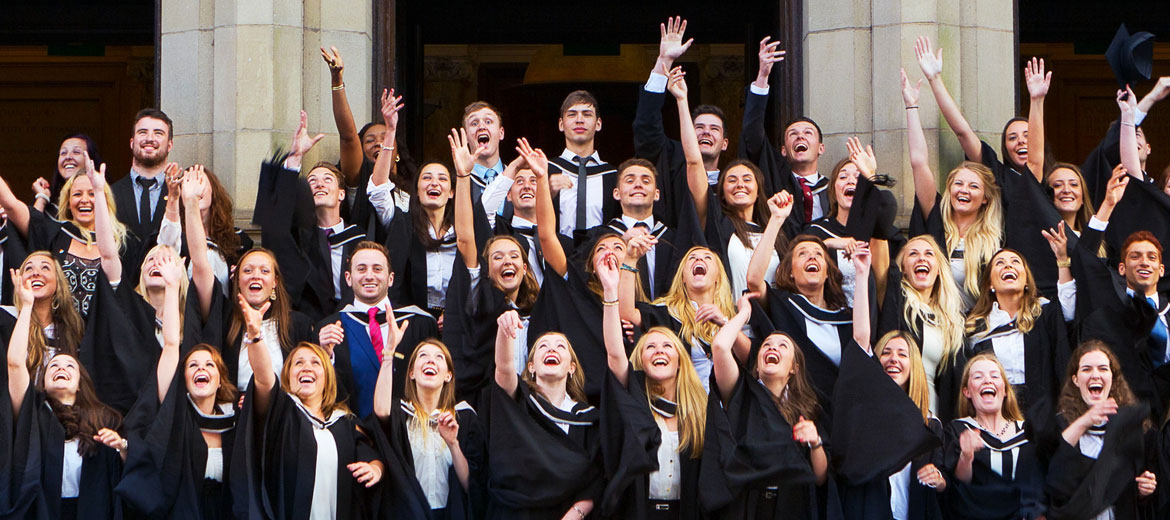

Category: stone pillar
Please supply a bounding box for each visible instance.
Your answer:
[160,0,373,225]
[802,0,1015,222]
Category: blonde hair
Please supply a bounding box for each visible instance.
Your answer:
[875,331,931,424]
[280,342,351,418]
[939,162,1003,298]
[522,332,588,404]
[57,174,127,251]
[897,235,965,369]
[956,352,1024,422]
[629,326,707,457]
[134,244,190,333]
[652,247,735,348]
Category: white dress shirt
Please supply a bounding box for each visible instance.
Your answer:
[157,216,230,295]
[237,318,284,389]
[648,426,681,500]
[61,439,83,498]
[556,149,605,237]
[622,214,658,291]
[425,226,457,309]
[987,303,1027,385]
[794,172,825,221]
[407,418,454,509]
[321,220,347,300]
[727,232,778,299]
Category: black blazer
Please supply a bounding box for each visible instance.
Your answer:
[112,173,167,240]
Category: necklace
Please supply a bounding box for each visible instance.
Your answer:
[976,417,1010,437]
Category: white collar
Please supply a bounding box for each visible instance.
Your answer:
[512,215,536,228]
[559,148,602,165]
[794,171,822,183]
[620,214,656,229]
[345,297,391,314]
[288,394,346,428]
[319,219,346,234]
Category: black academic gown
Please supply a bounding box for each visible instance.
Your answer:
[481,383,602,519]
[443,258,522,410]
[631,83,713,230]
[547,155,619,248]
[0,219,29,306]
[830,342,943,520]
[6,385,123,520]
[526,263,611,405]
[942,419,1046,520]
[370,400,485,520]
[1100,171,1170,294]
[1045,406,1158,520]
[117,360,241,519]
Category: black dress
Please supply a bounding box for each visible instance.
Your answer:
[942,418,1046,520]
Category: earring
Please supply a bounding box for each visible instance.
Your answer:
[269,291,277,301]
[51,299,60,311]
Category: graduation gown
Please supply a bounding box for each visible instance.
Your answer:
[1045,406,1157,520]
[0,219,29,306]
[384,206,459,316]
[804,216,880,331]
[443,258,522,409]
[830,341,943,520]
[370,400,485,520]
[604,215,701,301]
[324,304,439,418]
[547,155,619,247]
[942,419,1046,520]
[631,84,714,230]
[5,385,123,520]
[117,360,242,519]
[526,260,612,404]
[481,383,602,519]
[1100,170,1170,293]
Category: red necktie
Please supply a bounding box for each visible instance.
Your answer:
[798,177,813,222]
[368,307,384,363]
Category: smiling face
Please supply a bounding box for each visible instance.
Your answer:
[140,248,172,290]
[900,238,940,293]
[947,168,988,216]
[988,250,1026,295]
[416,163,452,210]
[509,170,538,212]
[833,162,860,212]
[590,235,628,272]
[1047,167,1084,216]
[789,240,828,291]
[345,248,393,305]
[721,164,758,210]
[463,107,504,159]
[67,175,96,227]
[286,346,327,402]
[1073,350,1112,407]
[1003,120,1029,168]
[486,238,526,294]
[362,123,388,162]
[21,254,59,302]
[756,333,797,382]
[185,349,222,400]
[639,331,681,383]
[682,247,718,293]
[58,137,88,179]
[694,113,728,161]
[879,337,912,389]
[130,116,173,168]
[614,164,659,213]
[44,354,81,400]
[558,103,601,146]
[1136,127,1151,165]
[780,121,824,165]
[962,358,1006,416]
[307,167,343,210]
[409,342,452,392]
[528,332,575,382]
[238,251,277,307]
[1120,240,1164,296]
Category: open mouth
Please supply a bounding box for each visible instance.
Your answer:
[698,136,714,146]
[518,189,535,201]
[425,188,442,197]
[421,364,438,376]
[312,189,329,198]
[476,131,490,144]
[193,372,211,386]
[794,142,809,153]
[52,371,70,382]
[500,266,517,280]
[763,351,780,365]
[979,385,997,398]
[843,187,856,197]
[149,268,163,278]
[62,162,78,171]
[803,262,820,273]
[692,262,707,277]
[651,355,670,367]
[298,373,316,385]
[913,263,930,275]
[360,281,379,291]
[1137,268,1153,277]
[248,281,264,292]
[30,279,45,289]
[1087,381,1104,398]
[1016,147,1028,159]
[542,353,561,366]
[955,194,971,203]
[884,364,902,375]
[1000,271,1018,282]
[76,203,93,214]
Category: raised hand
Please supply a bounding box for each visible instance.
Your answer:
[31,177,51,201]
[83,151,107,192]
[436,410,460,446]
[380,88,403,133]
[766,190,794,222]
[289,110,326,160]
[516,138,548,179]
[734,291,757,319]
[658,16,693,63]
[666,66,688,100]
[851,241,871,272]
[792,416,821,447]
[497,310,524,339]
[11,268,34,307]
[755,36,786,84]
[383,301,409,359]
[448,128,482,176]
[914,36,943,81]
[318,320,344,355]
[181,165,207,203]
[623,231,657,262]
[238,294,271,338]
[1024,57,1051,100]
[846,137,877,178]
[694,304,729,327]
[595,251,621,294]
[901,68,923,107]
[958,428,984,457]
[1118,86,1138,118]
[1040,221,1068,262]
[1081,397,1118,427]
[1148,77,1170,103]
[165,163,183,200]
[1103,164,1129,206]
[320,46,344,82]
[157,251,185,288]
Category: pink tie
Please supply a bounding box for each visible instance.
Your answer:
[368,307,384,363]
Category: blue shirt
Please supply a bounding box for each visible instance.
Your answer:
[130,169,164,222]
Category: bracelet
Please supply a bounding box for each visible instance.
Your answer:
[456,172,472,178]
[243,333,262,344]
[1121,121,1135,127]
[573,505,586,519]
[905,105,919,110]
[619,264,639,274]
[331,82,345,91]
[1056,258,1071,268]
[34,192,51,203]
[380,144,394,153]
[601,299,619,307]
[808,438,823,449]
[117,439,128,453]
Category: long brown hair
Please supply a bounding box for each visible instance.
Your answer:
[774,235,847,311]
[410,161,456,250]
[965,249,1045,336]
[753,331,820,427]
[483,235,539,312]
[1057,341,1143,429]
[181,167,242,266]
[280,342,350,418]
[15,252,84,372]
[826,157,853,219]
[955,352,1024,422]
[522,332,588,404]
[228,248,293,349]
[184,344,239,406]
[718,159,786,255]
[45,354,123,457]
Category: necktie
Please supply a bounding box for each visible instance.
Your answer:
[798,177,813,223]
[321,228,335,267]
[483,168,497,184]
[1147,296,1168,365]
[516,226,543,267]
[136,177,157,226]
[633,222,653,297]
[575,156,589,232]
[368,307,385,363]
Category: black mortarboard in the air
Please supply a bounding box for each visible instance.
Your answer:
[1105,24,1155,88]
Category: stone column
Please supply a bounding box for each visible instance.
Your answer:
[802,0,1015,222]
[160,0,373,225]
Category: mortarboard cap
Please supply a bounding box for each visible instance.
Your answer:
[1105,24,1155,88]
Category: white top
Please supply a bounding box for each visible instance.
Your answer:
[556,149,606,237]
[685,302,713,393]
[1078,430,1113,520]
[408,419,453,509]
[987,303,1027,386]
[888,461,912,520]
[61,439,83,498]
[621,214,658,292]
[727,231,778,300]
[949,238,974,311]
[480,174,512,230]
[321,221,347,300]
[366,176,408,229]
[158,216,230,295]
[805,315,842,367]
[648,426,681,500]
[205,447,224,482]
[921,324,944,414]
[553,394,577,434]
[309,425,339,520]
[425,226,457,309]
[237,318,283,389]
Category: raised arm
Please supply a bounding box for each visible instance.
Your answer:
[617,232,656,327]
[1136,77,1170,115]
[915,37,982,162]
[850,244,872,353]
[86,154,122,284]
[370,89,402,189]
[493,310,524,397]
[741,37,785,160]
[670,67,710,228]
[6,269,33,416]
[320,46,364,185]
[451,128,486,269]
[598,249,630,386]
[373,301,410,421]
[0,176,31,237]
[745,192,792,300]
[1024,58,1051,181]
[903,68,938,215]
[239,295,275,415]
[284,110,326,171]
[519,138,567,277]
[712,293,752,403]
[1118,88,1144,180]
[155,252,184,403]
[182,166,215,319]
